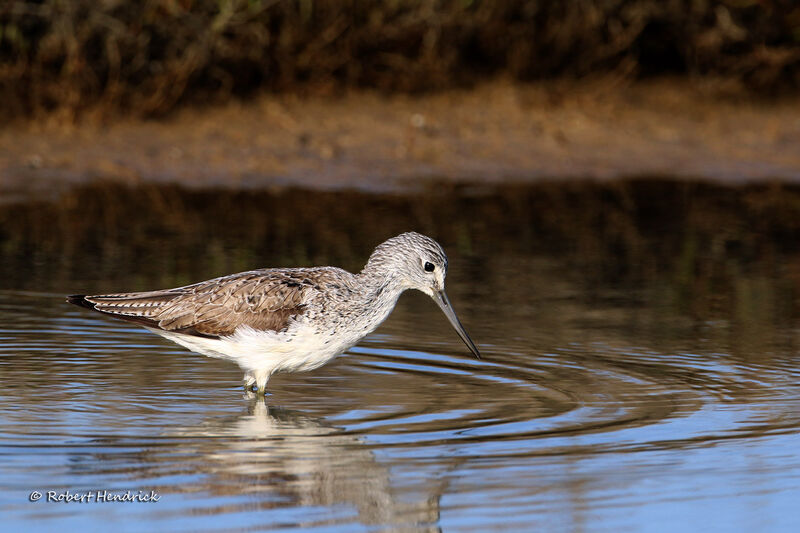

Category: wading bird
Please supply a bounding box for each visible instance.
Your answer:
[68,232,480,394]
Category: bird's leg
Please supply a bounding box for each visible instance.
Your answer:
[243,371,269,395]
[254,370,270,396]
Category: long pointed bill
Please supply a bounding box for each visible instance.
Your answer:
[432,290,481,359]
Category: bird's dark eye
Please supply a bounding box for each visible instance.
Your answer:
[424,262,435,272]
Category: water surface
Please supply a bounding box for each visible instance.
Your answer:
[1,181,799,531]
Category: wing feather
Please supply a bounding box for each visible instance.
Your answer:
[68,269,324,338]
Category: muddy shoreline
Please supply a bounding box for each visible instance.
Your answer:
[2,80,800,203]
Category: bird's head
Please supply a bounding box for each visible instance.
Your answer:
[365,232,480,359]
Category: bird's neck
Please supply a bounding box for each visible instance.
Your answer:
[354,264,408,328]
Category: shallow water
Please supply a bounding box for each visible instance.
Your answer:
[1,181,800,531]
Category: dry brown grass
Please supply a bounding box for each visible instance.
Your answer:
[2,0,799,119]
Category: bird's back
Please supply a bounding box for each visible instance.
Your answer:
[67,266,358,339]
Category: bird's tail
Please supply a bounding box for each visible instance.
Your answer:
[66,294,95,310]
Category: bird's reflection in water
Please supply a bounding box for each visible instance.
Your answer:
[124,396,444,530]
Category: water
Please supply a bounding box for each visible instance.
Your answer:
[1,181,800,531]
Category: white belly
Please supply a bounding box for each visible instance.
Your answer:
[146,321,362,377]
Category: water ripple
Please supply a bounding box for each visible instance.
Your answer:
[2,291,800,531]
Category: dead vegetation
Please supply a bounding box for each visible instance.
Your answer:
[2,0,799,119]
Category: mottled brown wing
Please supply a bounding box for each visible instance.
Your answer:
[68,269,314,338]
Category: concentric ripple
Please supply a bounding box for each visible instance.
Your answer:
[323,339,800,460]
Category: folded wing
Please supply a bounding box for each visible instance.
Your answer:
[67,270,311,338]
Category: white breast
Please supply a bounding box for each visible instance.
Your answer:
[146,320,364,378]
